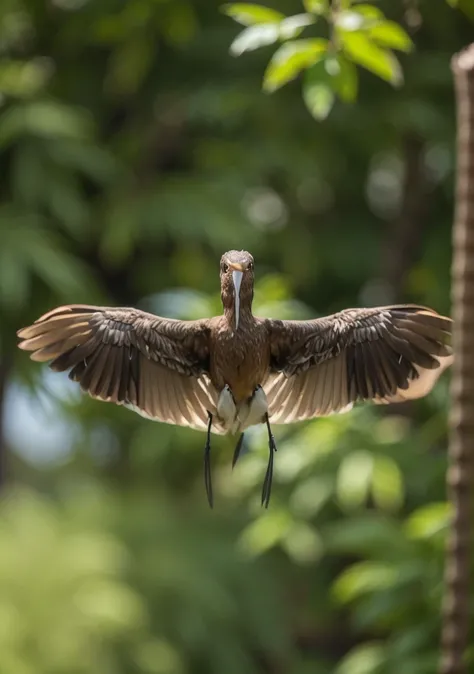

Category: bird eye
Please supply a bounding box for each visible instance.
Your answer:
[222,263,229,273]
[248,262,254,271]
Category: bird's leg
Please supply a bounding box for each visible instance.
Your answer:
[232,433,245,469]
[204,412,213,508]
[261,414,277,508]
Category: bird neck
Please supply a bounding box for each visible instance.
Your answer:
[222,290,254,331]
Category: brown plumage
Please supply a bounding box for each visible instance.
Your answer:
[17,250,453,507]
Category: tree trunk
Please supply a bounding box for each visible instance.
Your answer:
[440,44,474,674]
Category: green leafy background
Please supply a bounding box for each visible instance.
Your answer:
[0,1,473,673]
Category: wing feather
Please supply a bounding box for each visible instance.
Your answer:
[18,304,218,433]
[265,305,453,424]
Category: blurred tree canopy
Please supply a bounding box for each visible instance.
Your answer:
[0,1,473,673]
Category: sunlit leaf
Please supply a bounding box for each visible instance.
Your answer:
[335,10,366,31]
[340,32,402,85]
[405,502,453,540]
[230,24,280,56]
[222,3,285,26]
[303,0,329,14]
[333,561,397,603]
[336,450,373,509]
[134,639,183,674]
[371,455,404,512]
[290,477,333,517]
[283,522,323,564]
[263,38,328,92]
[351,4,384,21]
[368,20,414,52]
[0,58,51,98]
[303,81,334,120]
[240,510,293,555]
[335,642,385,674]
[279,14,315,39]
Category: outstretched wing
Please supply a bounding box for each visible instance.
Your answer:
[264,305,453,424]
[17,304,221,432]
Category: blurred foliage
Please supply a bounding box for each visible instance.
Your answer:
[223,0,414,119]
[1,0,473,673]
[223,0,473,119]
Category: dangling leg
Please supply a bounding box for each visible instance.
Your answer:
[232,433,245,469]
[261,414,277,508]
[204,412,213,508]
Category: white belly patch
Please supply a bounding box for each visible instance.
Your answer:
[216,385,268,434]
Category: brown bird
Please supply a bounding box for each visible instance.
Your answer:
[17,250,453,507]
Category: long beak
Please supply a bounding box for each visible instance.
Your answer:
[232,270,243,330]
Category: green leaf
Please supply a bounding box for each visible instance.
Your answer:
[279,14,315,40]
[303,81,334,120]
[263,38,328,92]
[290,477,333,517]
[334,54,358,101]
[336,11,367,31]
[335,643,385,674]
[240,510,293,555]
[351,4,384,21]
[456,0,474,21]
[230,24,280,56]
[305,54,358,104]
[340,32,402,85]
[283,523,323,564]
[405,502,453,540]
[0,101,92,148]
[324,515,412,559]
[336,451,373,509]
[0,59,51,98]
[303,0,329,16]
[371,455,404,512]
[368,20,414,53]
[333,561,397,604]
[222,3,285,26]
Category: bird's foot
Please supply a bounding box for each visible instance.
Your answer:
[204,412,213,508]
[261,415,277,508]
[232,433,245,469]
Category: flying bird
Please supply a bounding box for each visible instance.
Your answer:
[17,250,453,507]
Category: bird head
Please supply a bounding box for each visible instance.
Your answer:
[220,250,255,329]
